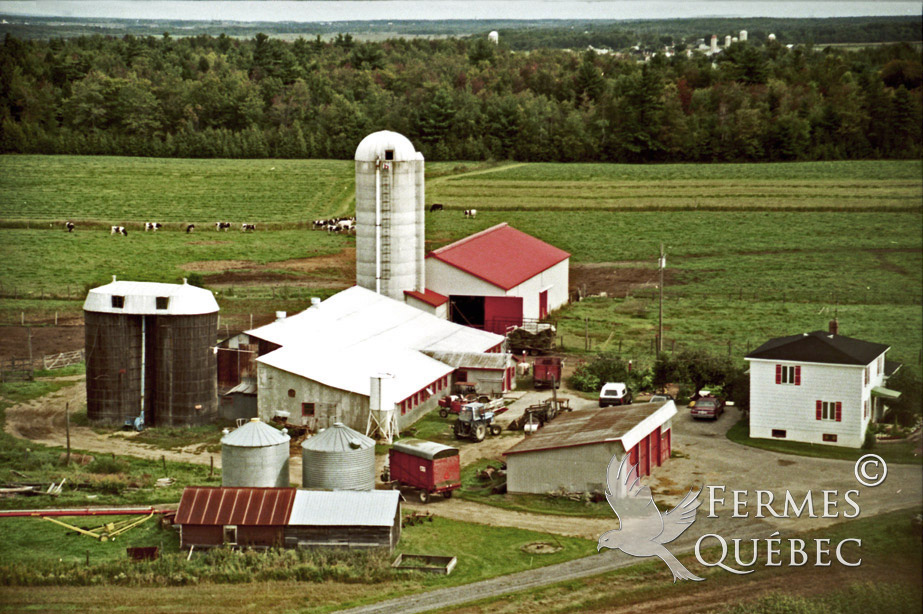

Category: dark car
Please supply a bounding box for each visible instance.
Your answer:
[690,396,724,420]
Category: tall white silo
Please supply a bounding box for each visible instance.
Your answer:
[354,131,425,301]
[740,30,748,42]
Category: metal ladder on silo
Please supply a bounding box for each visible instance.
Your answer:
[379,162,392,281]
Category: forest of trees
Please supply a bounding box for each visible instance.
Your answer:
[1,30,921,162]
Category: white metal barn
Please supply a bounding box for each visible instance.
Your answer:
[423,223,570,334]
[745,325,901,448]
[503,401,677,494]
[248,286,508,434]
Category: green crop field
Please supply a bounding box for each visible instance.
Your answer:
[0,155,921,368]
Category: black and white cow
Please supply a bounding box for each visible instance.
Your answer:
[186,224,195,233]
[464,209,477,218]
[65,221,75,232]
[215,221,231,231]
[145,222,162,231]
[241,223,256,232]
[429,203,444,212]
[110,226,128,236]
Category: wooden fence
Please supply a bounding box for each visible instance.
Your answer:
[0,358,34,382]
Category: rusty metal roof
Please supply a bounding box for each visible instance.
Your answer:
[175,487,296,526]
[503,401,677,456]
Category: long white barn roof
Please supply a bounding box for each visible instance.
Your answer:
[252,286,504,399]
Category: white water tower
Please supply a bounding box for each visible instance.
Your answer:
[488,31,499,45]
[354,131,425,301]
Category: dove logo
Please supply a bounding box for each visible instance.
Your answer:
[597,454,703,582]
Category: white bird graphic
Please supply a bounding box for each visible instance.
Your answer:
[597,454,704,582]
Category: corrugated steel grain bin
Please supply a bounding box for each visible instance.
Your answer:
[221,418,291,488]
[388,439,460,499]
[84,279,218,427]
[302,423,375,490]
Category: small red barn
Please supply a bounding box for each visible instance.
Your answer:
[175,487,295,549]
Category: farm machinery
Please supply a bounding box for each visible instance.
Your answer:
[507,397,571,431]
[453,402,505,442]
[381,439,460,504]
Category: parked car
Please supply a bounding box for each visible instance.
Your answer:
[689,396,724,420]
[599,382,632,407]
[648,394,674,404]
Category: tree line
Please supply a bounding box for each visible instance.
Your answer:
[1,31,921,162]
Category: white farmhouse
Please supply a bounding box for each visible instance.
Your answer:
[745,324,901,448]
[423,223,570,334]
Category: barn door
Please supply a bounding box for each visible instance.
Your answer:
[483,296,523,335]
[650,427,661,468]
[639,438,649,477]
[661,429,671,464]
[539,290,549,319]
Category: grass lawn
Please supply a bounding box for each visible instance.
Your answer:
[432,507,923,614]
[726,419,923,465]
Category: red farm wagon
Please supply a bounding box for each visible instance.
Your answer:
[383,439,461,504]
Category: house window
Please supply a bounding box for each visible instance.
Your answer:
[288,389,296,398]
[816,400,842,422]
[877,356,884,374]
[155,296,170,310]
[302,402,314,417]
[775,365,800,385]
[864,367,870,386]
[772,429,786,438]
[111,295,125,308]
[864,399,869,419]
[223,525,237,545]
[823,434,838,443]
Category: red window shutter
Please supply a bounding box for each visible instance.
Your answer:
[794,366,801,386]
[835,402,842,422]
[816,400,822,420]
[775,364,782,384]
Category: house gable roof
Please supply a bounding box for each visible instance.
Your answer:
[745,330,889,366]
[427,223,570,291]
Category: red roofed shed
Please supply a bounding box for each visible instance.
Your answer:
[176,487,296,548]
[423,224,570,334]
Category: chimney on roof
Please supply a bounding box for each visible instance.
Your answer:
[829,318,839,336]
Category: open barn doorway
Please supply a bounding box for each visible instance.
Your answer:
[449,295,484,329]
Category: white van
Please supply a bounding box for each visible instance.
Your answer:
[599,382,632,407]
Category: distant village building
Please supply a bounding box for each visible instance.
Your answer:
[504,401,677,494]
[745,323,901,448]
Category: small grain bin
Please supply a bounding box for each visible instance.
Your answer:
[221,418,291,488]
[302,423,375,490]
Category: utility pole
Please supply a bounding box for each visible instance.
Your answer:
[65,402,71,465]
[658,244,665,356]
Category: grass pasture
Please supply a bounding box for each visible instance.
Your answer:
[0,155,921,369]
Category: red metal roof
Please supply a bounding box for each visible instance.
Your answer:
[404,288,448,307]
[427,224,570,291]
[175,487,296,526]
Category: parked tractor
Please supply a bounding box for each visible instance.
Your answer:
[453,402,503,442]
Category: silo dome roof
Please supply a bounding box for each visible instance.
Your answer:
[84,279,219,315]
[302,422,375,452]
[354,130,419,162]
[222,418,291,447]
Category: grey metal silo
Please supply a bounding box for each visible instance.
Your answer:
[221,418,291,488]
[84,277,219,427]
[302,422,375,490]
[354,131,425,301]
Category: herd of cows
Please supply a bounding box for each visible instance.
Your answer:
[63,207,477,236]
[63,221,257,235]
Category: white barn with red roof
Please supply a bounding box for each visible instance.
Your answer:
[421,223,570,334]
